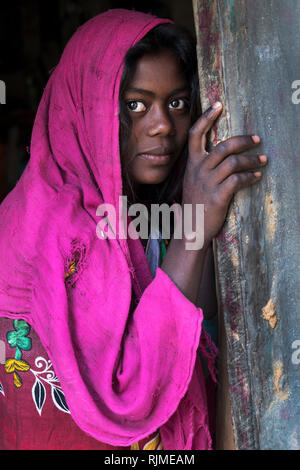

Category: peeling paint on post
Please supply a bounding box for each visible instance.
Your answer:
[193,0,300,450]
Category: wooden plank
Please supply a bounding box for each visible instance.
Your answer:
[193,0,300,449]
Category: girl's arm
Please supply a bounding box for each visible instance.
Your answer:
[196,241,218,320]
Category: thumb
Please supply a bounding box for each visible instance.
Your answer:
[188,101,222,159]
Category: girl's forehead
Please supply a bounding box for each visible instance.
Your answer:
[127,51,187,91]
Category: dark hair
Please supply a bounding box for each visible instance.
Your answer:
[119,23,200,208]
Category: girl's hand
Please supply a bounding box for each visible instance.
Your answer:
[182,102,267,248]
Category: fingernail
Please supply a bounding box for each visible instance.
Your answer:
[259,155,267,163]
[252,135,260,143]
[212,101,222,109]
[254,171,262,177]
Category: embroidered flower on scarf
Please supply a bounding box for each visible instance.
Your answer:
[5,319,32,387]
[2,319,70,414]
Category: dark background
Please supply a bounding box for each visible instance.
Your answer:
[0,0,195,202]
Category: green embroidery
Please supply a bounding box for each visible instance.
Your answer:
[6,320,32,360]
[5,319,32,387]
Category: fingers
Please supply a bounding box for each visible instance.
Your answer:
[188,102,223,157]
[206,134,261,170]
[212,153,268,184]
[188,101,261,173]
[218,170,262,206]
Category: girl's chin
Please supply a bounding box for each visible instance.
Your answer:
[133,169,172,186]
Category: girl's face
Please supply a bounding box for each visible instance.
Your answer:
[121,49,192,191]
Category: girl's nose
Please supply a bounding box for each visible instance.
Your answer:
[147,105,175,137]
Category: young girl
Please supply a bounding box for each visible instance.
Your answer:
[0,9,266,450]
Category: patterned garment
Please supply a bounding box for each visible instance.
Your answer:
[0,236,168,450]
[0,234,217,449]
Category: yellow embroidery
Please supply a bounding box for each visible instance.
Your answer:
[65,261,77,279]
[130,432,163,450]
[5,358,30,373]
[13,372,22,388]
[5,358,30,389]
[64,241,87,286]
[143,432,161,450]
[130,442,139,450]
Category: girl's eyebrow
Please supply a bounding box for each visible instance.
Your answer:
[124,86,190,98]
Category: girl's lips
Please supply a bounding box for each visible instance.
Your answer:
[137,153,172,164]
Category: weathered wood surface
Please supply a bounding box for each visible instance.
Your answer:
[193,0,300,449]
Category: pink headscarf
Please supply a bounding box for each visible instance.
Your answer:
[0,9,217,449]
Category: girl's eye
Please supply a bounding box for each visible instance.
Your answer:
[126,101,146,113]
[169,98,187,110]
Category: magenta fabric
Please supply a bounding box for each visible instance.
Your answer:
[0,9,217,449]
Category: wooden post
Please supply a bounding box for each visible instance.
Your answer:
[193,0,300,449]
